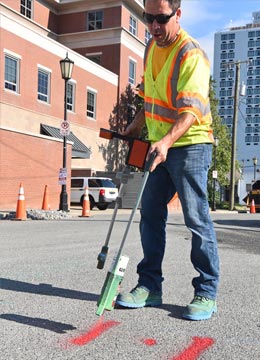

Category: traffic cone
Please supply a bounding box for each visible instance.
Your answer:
[42,185,50,210]
[15,183,27,220]
[80,187,91,217]
[250,199,256,214]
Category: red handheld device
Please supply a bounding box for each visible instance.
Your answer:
[99,128,150,170]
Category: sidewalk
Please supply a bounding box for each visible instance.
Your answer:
[0,206,239,220]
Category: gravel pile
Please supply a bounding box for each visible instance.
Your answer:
[27,209,73,220]
[0,209,73,220]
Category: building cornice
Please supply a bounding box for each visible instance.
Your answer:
[58,27,145,58]
[40,0,143,15]
[0,3,118,85]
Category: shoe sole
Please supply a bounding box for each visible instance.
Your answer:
[116,299,162,309]
[182,307,217,321]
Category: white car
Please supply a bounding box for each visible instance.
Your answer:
[70,177,118,210]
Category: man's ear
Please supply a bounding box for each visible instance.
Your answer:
[176,8,182,23]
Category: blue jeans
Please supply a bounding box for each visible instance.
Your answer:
[137,144,219,300]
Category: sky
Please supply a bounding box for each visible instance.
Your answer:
[179,0,260,72]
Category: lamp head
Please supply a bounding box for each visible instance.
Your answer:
[60,52,74,80]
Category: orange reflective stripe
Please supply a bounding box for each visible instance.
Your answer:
[167,38,191,106]
[145,102,178,121]
[178,107,202,120]
[177,91,211,117]
[145,111,176,124]
[145,96,176,109]
[177,91,209,105]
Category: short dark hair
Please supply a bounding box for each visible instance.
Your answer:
[143,0,181,10]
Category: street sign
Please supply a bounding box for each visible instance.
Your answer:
[60,120,70,136]
[212,170,218,179]
[59,168,67,185]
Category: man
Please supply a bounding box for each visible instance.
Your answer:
[116,0,219,321]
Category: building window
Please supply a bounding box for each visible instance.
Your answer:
[20,0,33,19]
[38,68,50,103]
[86,53,102,65]
[67,82,75,112]
[129,59,136,85]
[145,29,151,44]
[129,15,137,36]
[245,135,252,143]
[248,31,255,38]
[87,11,103,31]
[4,54,20,93]
[87,89,97,119]
[221,33,235,41]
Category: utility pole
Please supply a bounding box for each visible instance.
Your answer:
[229,62,240,211]
[227,60,249,211]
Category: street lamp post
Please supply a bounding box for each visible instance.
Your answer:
[59,53,74,211]
[253,156,258,182]
[212,137,219,211]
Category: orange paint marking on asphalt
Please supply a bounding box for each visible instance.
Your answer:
[171,336,215,360]
[69,316,120,346]
[142,338,157,346]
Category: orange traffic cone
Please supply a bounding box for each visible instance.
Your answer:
[42,185,50,210]
[15,183,27,220]
[250,199,256,214]
[80,187,90,217]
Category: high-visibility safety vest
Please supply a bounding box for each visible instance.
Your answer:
[139,29,214,147]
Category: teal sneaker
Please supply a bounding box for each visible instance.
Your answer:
[182,295,217,321]
[116,286,162,308]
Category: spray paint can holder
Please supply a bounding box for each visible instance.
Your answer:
[96,255,129,316]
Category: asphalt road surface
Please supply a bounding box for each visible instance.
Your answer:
[1,210,260,360]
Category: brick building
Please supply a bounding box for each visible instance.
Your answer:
[0,0,147,210]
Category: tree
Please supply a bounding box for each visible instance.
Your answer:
[100,84,140,171]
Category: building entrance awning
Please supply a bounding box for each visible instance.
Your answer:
[40,124,91,159]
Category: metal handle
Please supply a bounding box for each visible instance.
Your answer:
[144,151,157,172]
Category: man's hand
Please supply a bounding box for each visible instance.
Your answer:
[120,109,145,138]
[148,140,170,172]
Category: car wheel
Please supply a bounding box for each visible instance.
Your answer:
[89,195,95,210]
[97,204,108,211]
[80,195,95,210]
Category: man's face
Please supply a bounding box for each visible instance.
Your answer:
[144,0,181,47]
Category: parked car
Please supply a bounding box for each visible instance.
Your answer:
[70,177,118,210]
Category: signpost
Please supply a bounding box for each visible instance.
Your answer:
[59,168,67,185]
[60,120,70,136]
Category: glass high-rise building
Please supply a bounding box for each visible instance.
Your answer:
[213,11,260,203]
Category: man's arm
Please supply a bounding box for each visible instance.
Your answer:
[122,108,146,138]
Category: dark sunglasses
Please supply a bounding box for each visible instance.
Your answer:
[143,10,176,24]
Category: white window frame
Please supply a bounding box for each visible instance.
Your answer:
[129,15,137,36]
[128,58,136,85]
[4,51,21,94]
[87,10,103,31]
[67,80,76,112]
[20,0,33,19]
[85,52,102,65]
[37,65,51,104]
[86,87,97,120]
